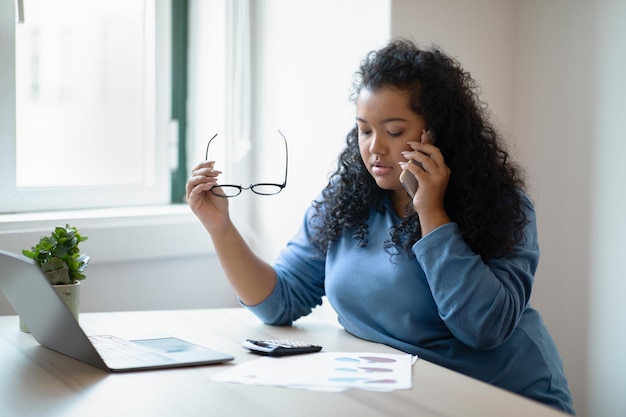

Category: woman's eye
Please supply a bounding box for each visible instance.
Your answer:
[389,131,403,138]
[359,130,371,137]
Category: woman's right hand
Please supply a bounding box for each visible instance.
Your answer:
[186,160,230,232]
[186,160,278,305]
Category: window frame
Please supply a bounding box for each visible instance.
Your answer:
[0,0,172,214]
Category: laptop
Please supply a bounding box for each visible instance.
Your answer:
[0,249,234,372]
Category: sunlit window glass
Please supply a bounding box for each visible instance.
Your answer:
[15,0,155,188]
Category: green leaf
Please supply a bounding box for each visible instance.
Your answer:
[69,269,86,282]
[22,224,89,284]
[46,267,71,285]
[41,257,66,272]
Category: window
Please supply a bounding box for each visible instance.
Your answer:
[0,0,172,213]
[0,0,245,267]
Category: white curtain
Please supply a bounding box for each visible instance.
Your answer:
[225,0,251,162]
[187,0,251,182]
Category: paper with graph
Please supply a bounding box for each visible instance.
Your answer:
[211,352,415,392]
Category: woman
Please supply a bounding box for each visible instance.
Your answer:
[186,39,574,414]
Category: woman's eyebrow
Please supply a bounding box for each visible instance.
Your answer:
[381,117,408,123]
[355,116,408,123]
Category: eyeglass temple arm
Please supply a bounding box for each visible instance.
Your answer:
[277,130,288,187]
[207,131,287,186]
[205,133,218,160]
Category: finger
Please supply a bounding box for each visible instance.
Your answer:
[402,150,429,171]
[406,141,445,167]
[191,160,216,170]
[406,140,434,154]
[193,167,222,179]
[186,182,204,203]
[187,180,222,205]
[186,174,219,199]
[421,129,438,145]
[188,181,213,197]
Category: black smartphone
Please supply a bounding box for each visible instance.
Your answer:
[241,339,322,357]
[399,129,436,198]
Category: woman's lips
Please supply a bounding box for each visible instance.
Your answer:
[372,162,393,176]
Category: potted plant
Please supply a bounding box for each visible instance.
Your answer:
[20,224,90,332]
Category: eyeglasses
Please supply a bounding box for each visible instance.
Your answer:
[205,130,288,197]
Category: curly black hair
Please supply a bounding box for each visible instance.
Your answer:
[310,39,527,261]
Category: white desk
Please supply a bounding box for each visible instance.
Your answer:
[0,308,568,417]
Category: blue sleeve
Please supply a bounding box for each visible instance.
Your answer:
[243,205,327,325]
[412,196,539,350]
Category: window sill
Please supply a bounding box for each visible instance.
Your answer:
[0,205,214,264]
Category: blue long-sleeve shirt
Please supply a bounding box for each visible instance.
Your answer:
[245,195,574,414]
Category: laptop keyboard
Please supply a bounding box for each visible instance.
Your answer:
[89,335,174,367]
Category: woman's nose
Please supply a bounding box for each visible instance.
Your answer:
[369,134,386,155]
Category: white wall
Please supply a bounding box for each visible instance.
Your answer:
[0,254,239,313]
[75,255,239,312]
[512,2,593,416]
[588,1,626,416]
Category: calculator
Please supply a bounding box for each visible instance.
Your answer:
[241,339,322,357]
